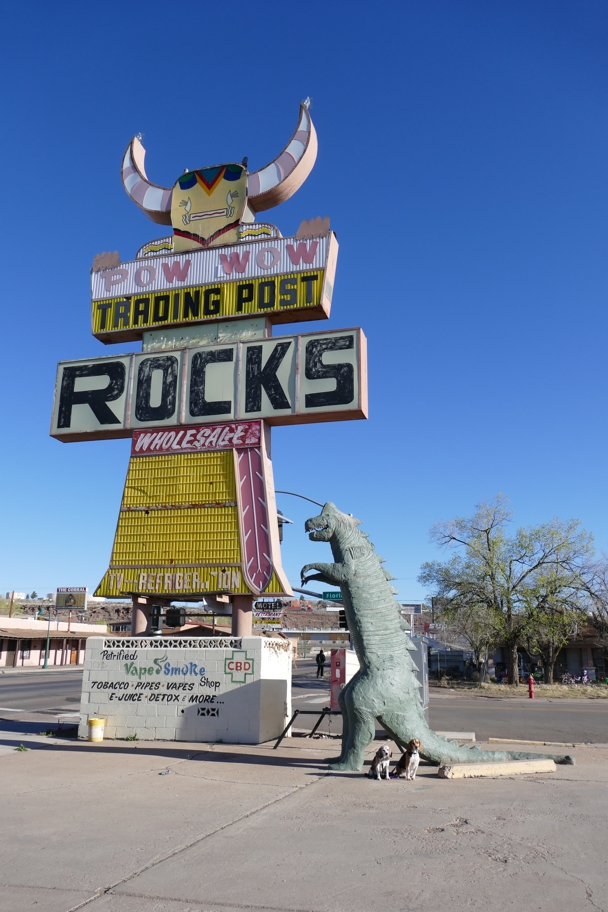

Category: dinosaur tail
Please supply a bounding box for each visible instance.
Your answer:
[378,710,575,766]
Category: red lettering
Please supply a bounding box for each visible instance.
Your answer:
[235,662,243,671]
[161,259,191,283]
[286,241,318,266]
[219,250,251,275]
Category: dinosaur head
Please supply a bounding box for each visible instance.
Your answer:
[305,502,361,542]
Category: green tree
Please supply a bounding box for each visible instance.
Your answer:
[521,567,589,683]
[30,591,37,599]
[418,495,594,685]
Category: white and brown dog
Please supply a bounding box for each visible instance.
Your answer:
[367,743,393,780]
[391,739,422,780]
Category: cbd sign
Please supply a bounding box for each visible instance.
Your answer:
[224,651,255,683]
[51,328,367,441]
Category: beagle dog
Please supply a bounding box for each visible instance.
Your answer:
[391,739,422,780]
[367,742,392,780]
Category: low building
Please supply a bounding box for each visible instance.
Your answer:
[281,609,349,653]
[493,630,606,681]
[0,616,107,668]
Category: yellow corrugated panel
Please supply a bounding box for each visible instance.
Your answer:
[95,564,290,599]
[111,506,240,565]
[95,565,251,598]
[96,448,290,598]
[122,451,235,507]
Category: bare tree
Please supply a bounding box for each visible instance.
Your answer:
[435,598,497,675]
[583,558,608,651]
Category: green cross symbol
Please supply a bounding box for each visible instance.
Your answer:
[224,650,255,684]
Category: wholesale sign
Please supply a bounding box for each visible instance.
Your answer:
[131,421,262,456]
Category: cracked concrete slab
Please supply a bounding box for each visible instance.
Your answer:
[1,738,605,912]
[0,885,93,912]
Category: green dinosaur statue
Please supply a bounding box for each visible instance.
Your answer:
[301,502,574,771]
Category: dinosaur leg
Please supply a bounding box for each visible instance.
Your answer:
[328,687,375,772]
[378,710,574,766]
[325,672,361,764]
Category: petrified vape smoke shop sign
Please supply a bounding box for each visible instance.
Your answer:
[78,637,291,743]
[51,100,369,602]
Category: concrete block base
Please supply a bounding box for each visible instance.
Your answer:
[78,635,291,744]
[438,759,556,779]
[436,731,476,741]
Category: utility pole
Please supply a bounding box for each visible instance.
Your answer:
[8,591,14,618]
[43,604,53,670]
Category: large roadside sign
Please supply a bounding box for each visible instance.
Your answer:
[50,101,371,600]
[91,234,338,342]
[51,328,367,442]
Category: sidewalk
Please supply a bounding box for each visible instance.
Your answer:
[0,728,606,912]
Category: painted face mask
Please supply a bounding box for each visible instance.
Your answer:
[171,164,248,252]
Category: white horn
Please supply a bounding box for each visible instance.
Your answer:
[247,101,318,212]
[121,137,172,225]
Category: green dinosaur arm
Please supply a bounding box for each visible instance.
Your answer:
[301,559,355,586]
[300,571,335,586]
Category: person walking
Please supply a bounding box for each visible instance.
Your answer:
[316,649,326,678]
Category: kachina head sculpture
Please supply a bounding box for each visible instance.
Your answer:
[121,101,317,252]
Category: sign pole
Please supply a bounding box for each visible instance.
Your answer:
[43,606,52,669]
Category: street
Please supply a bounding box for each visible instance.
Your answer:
[2,661,607,744]
[0,668,82,714]
[292,659,608,742]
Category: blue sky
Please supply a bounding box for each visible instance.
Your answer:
[1,0,607,601]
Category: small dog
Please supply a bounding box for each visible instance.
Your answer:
[367,742,392,780]
[391,739,422,780]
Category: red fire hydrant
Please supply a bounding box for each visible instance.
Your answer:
[528,675,535,699]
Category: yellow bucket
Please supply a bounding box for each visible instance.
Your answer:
[88,717,105,742]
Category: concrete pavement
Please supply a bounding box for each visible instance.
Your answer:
[0,727,606,912]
